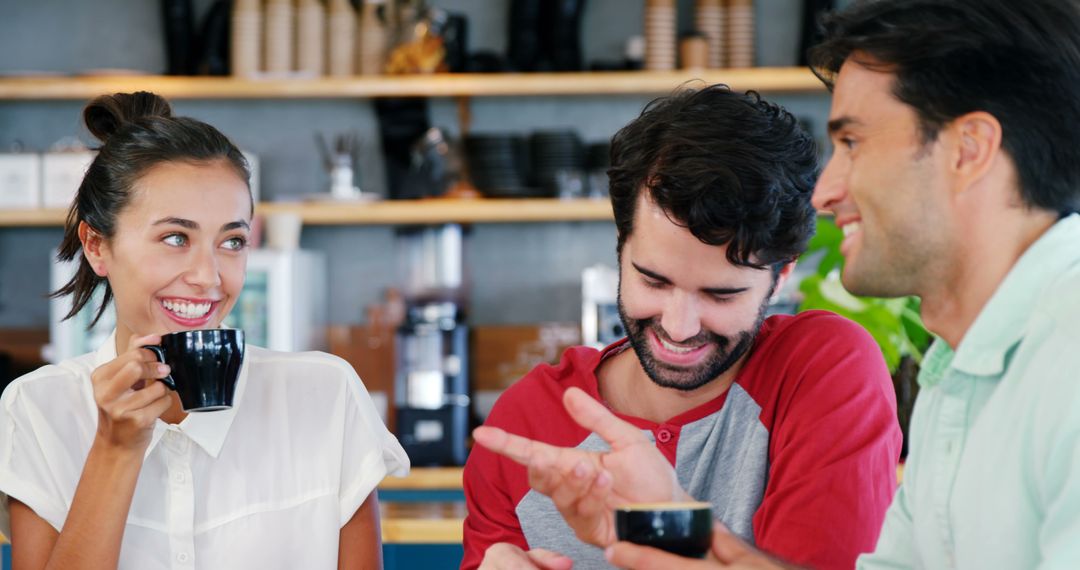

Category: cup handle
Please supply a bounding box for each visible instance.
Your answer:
[141,345,177,391]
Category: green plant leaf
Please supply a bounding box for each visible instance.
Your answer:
[804,217,845,277]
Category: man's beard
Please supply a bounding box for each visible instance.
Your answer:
[617,287,773,392]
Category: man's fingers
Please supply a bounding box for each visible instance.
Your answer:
[605,541,711,570]
[526,548,574,570]
[563,387,649,449]
[474,426,561,467]
[545,458,600,511]
[572,467,613,519]
[710,522,755,564]
[480,543,572,570]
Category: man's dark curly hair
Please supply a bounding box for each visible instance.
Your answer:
[808,0,1080,215]
[608,84,818,270]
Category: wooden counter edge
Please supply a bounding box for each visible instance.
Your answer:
[381,518,463,544]
[379,467,463,490]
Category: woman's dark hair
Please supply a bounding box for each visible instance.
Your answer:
[808,0,1080,214]
[51,91,252,327]
[608,84,818,270]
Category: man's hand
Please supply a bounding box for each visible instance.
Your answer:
[479,542,573,570]
[473,387,692,547]
[604,523,800,570]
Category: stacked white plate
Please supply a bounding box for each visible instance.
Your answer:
[695,0,726,68]
[727,0,755,68]
[645,0,677,71]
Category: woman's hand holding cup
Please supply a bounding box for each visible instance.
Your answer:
[90,333,174,453]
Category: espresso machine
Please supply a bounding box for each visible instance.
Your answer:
[394,224,470,466]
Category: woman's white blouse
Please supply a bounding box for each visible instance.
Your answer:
[0,334,410,569]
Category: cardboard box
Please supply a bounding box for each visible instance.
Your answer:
[470,323,581,391]
[328,324,396,427]
[0,153,41,209]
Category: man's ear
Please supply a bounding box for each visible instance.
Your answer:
[770,260,798,301]
[78,221,108,277]
[950,111,1003,191]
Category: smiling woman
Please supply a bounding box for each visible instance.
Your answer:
[80,160,251,338]
[0,92,409,570]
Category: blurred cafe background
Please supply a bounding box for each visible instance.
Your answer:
[0,0,872,567]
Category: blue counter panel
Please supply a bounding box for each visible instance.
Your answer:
[384,543,463,570]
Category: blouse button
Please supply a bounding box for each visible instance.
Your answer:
[176,552,190,563]
[656,428,673,443]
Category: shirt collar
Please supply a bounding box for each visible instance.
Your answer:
[950,214,1080,376]
[94,330,248,459]
[917,338,954,389]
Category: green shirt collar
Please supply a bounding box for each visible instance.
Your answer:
[918,338,953,389]
[945,214,1080,378]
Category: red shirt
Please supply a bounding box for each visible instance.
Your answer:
[463,311,902,570]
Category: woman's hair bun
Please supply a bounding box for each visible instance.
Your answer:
[83,91,173,144]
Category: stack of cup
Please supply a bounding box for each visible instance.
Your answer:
[644,0,677,71]
[264,212,304,251]
[327,0,356,77]
[263,0,294,74]
[695,0,725,68]
[727,0,755,68]
[230,0,262,77]
[296,0,326,76]
[357,0,389,75]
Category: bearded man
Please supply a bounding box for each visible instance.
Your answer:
[462,85,902,570]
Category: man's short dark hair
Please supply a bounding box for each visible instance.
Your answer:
[809,0,1080,215]
[608,85,818,270]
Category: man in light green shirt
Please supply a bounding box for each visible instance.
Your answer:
[467,0,1080,568]
[856,214,1080,569]
[602,0,1080,568]
[802,1,1080,566]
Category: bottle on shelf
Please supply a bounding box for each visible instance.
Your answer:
[230,0,262,77]
[264,0,294,74]
[357,0,390,75]
[328,0,357,77]
[296,0,326,76]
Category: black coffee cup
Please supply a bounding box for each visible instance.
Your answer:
[614,502,713,559]
[143,328,245,412]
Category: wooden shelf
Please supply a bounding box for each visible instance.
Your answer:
[0,201,836,227]
[259,198,613,225]
[0,68,824,100]
[0,208,67,226]
[0,199,613,227]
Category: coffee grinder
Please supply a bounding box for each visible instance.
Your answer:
[394,224,470,466]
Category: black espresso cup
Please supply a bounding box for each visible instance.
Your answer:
[614,502,713,559]
[143,329,245,412]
